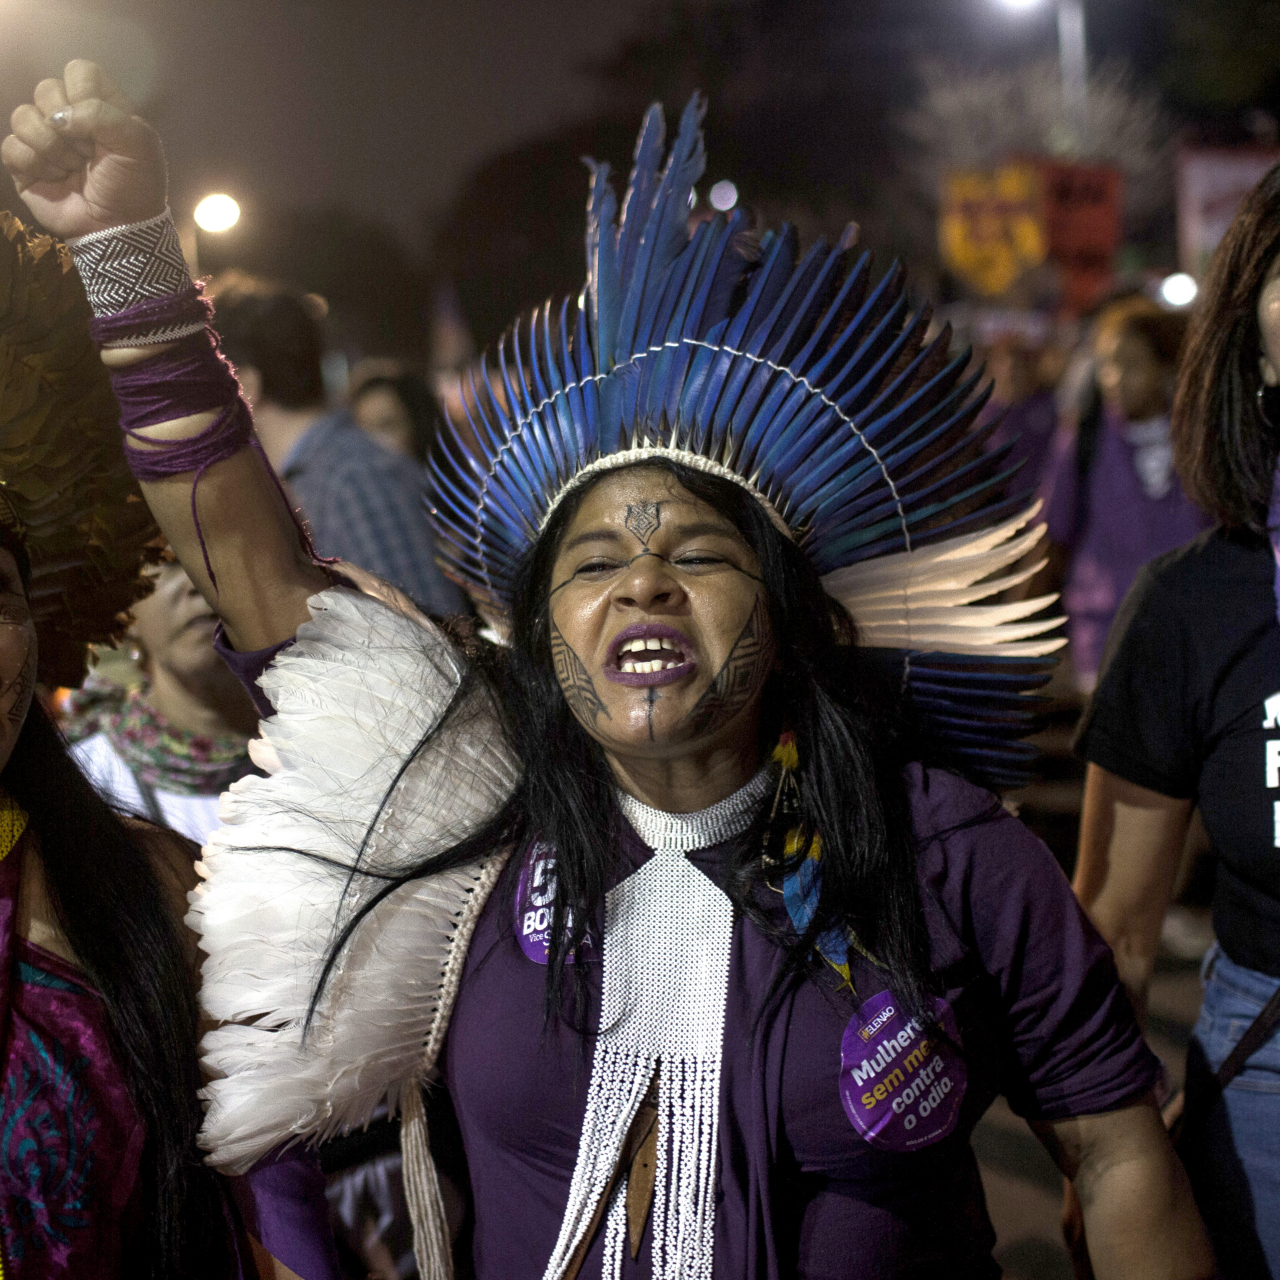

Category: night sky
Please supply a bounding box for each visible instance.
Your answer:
[0,0,1169,255]
[0,0,665,249]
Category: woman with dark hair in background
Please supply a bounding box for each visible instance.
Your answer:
[351,368,444,464]
[12,61,1215,1280]
[1072,163,1280,1275]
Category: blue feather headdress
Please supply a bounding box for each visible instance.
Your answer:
[428,96,1064,788]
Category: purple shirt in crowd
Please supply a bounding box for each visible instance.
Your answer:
[1041,407,1210,682]
[983,388,1059,493]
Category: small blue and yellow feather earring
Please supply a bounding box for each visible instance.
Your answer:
[767,730,872,985]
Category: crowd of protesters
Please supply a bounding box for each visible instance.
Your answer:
[2,50,1280,1280]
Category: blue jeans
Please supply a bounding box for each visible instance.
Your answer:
[1180,944,1280,1278]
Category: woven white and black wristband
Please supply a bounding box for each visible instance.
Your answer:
[65,208,206,346]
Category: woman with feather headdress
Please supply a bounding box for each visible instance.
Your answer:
[5,59,1214,1280]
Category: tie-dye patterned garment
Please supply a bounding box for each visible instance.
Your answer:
[0,841,146,1277]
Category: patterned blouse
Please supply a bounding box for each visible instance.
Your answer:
[0,837,146,1277]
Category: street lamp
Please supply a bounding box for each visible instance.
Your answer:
[1160,273,1198,308]
[995,0,1089,151]
[184,194,242,275]
[194,194,240,233]
[709,180,739,212]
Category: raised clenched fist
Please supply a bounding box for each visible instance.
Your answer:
[1,59,167,240]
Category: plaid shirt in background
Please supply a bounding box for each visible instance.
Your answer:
[280,410,463,617]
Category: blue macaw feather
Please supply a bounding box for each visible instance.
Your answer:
[700,232,801,408]
[863,360,980,464]
[660,233,743,433]
[634,221,717,424]
[791,381,985,524]
[535,304,575,482]
[923,725,1041,751]
[783,249,872,386]
[817,416,1002,535]
[844,327,956,432]
[810,490,1033,573]
[688,227,798,453]
[559,302,591,466]
[650,216,741,412]
[811,455,1016,565]
[910,682,1052,707]
[831,304,928,420]
[463,364,505,461]
[617,105,667,290]
[911,701,1048,727]
[584,160,618,374]
[832,449,1015,552]
[499,324,532,422]
[730,247,856,477]
[753,396,847,504]
[862,647,1058,788]
[614,95,706,364]
[741,240,832,362]
[697,208,753,334]
[429,442,482,513]
[815,295,913,418]
[910,657,1056,682]
[786,368,980,517]
[814,264,908,397]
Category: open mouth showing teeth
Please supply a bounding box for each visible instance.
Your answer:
[615,636,686,673]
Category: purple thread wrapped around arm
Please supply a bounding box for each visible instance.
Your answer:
[107,327,315,588]
[89,283,211,347]
[109,329,243,434]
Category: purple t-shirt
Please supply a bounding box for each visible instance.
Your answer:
[982,388,1059,492]
[1041,409,1210,681]
[216,632,1156,1277]
[443,765,1158,1280]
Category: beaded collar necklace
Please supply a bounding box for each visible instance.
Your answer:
[616,764,773,854]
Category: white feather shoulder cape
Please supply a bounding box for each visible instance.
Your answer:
[189,581,518,1176]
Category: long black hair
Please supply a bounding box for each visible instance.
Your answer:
[1173,160,1280,532]
[318,458,936,1026]
[1,699,231,1278]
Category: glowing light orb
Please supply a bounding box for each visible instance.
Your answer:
[1159,272,1198,308]
[194,194,240,233]
[709,180,739,212]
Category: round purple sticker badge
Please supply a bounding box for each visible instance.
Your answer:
[839,989,966,1152]
[515,844,591,965]
[516,844,558,964]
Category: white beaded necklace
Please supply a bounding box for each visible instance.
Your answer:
[545,763,774,1280]
[615,764,774,853]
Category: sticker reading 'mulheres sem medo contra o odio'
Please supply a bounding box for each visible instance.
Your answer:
[839,989,967,1152]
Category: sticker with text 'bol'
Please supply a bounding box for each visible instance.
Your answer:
[515,844,591,965]
[839,989,966,1151]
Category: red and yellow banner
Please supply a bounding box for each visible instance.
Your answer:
[940,160,1123,314]
[940,164,1047,299]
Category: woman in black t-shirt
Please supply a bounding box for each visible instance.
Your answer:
[1075,164,1280,1276]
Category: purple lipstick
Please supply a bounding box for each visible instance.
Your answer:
[603,622,697,687]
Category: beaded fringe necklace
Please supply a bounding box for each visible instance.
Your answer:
[544,766,772,1280]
